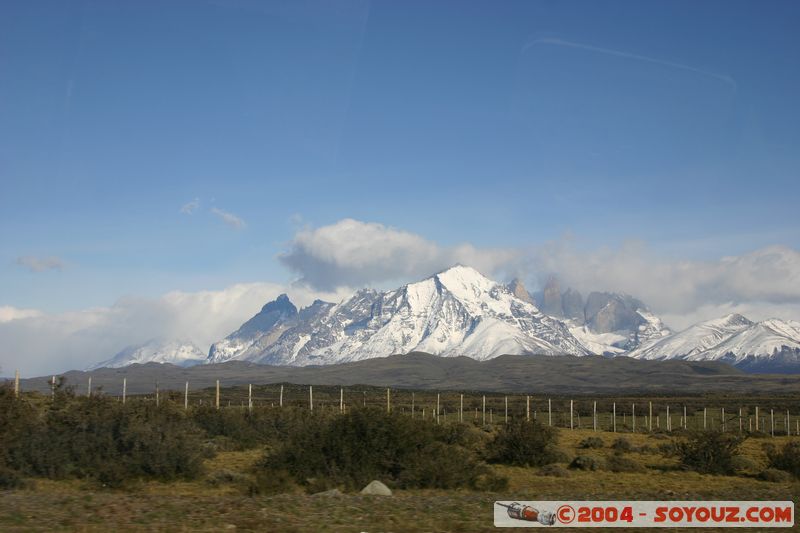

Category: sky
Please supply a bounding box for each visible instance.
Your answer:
[1,0,799,374]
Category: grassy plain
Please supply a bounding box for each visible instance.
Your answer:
[1,428,797,532]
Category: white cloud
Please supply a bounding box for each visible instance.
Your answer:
[527,240,800,326]
[0,306,43,323]
[15,256,65,273]
[180,198,200,214]
[0,283,349,376]
[211,207,246,230]
[279,218,519,290]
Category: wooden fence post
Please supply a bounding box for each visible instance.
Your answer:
[51,375,56,399]
[184,381,189,410]
[460,394,464,422]
[593,401,597,432]
[666,405,670,432]
[340,388,344,413]
[14,370,19,398]
[722,407,726,432]
[88,376,92,397]
[482,395,486,425]
[309,386,313,411]
[548,398,552,427]
[755,406,759,431]
[738,407,742,433]
[436,393,440,424]
[505,396,508,423]
[248,384,253,413]
[569,400,573,430]
[613,402,617,432]
[770,409,774,437]
[649,401,653,432]
[526,395,530,422]
[787,410,790,436]
[632,403,636,432]
[122,377,127,404]
[683,406,687,429]
[279,384,284,408]
[215,380,220,410]
[387,388,390,413]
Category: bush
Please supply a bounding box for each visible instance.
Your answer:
[758,468,793,483]
[538,464,570,477]
[611,437,633,452]
[764,441,800,479]
[676,431,745,475]
[487,419,561,467]
[607,452,645,473]
[0,386,205,487]
[258,408,489,491]
[730,455,759,474]
[578,436,604,449]
[570,455,603,471]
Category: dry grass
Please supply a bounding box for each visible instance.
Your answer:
[1,430,797,532]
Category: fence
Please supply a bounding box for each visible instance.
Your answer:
[10,371,800,437]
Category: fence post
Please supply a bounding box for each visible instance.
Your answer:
[613,402,616,432]
[482,395,486,425]
[703,408,706,430]
[215,380,220,410]
[787,410,791,436]
[593,401,597,432]
[123,377,127,404]
[51,375,56,399]
[309,386,313,411]
[526,395,530,421]
[184,381,189,410]
[683,406,687,429]
[460,394,464,422]
[666,405,671,432]
[155,381,159,407]
[770,409,774,437]
[505,396,509,423]
[739,407,742,433]
[14,370,19,397]
[569,400,573,430]
[279,384,284,408]
[548,398,552,427]
[632,403,636,433]
[755,406,759,431]
[387,388,390,413]
[88,376,92,397]
[436,393,440,424]
[648,401,652,432]
[722,407,726,432]
[248,384,253,413]
[340,388,344,413]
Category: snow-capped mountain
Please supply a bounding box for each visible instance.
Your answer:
[89,339,206,370]
[628,314,800,372]
[207,265,590,365]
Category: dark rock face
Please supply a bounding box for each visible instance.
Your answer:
[508,278,535,305]
[584,293,646,333]
[561,288,584,321]
[540,277,564,317]
[235,294,298,338]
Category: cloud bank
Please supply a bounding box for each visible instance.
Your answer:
[0,283,349,377]
[279,218,519,290]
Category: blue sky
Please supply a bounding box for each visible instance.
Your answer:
[2,0,800,315]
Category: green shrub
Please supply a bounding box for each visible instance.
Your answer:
[757,468,793,483]
[487,419,561,467]
[258,408,488,491]
[538,464,570,477]
[570,455,603,471]
[730,455,759,474]
[676,431,745,475]
[611,437,633,452]
[607,452,645,473]
[578,436,604,449]
[764,441,800,479]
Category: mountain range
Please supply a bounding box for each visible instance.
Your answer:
[91,265,800,373]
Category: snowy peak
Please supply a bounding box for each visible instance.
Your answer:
[89,339,206,370]
[206,264,589,366]
[629,314,800,372]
